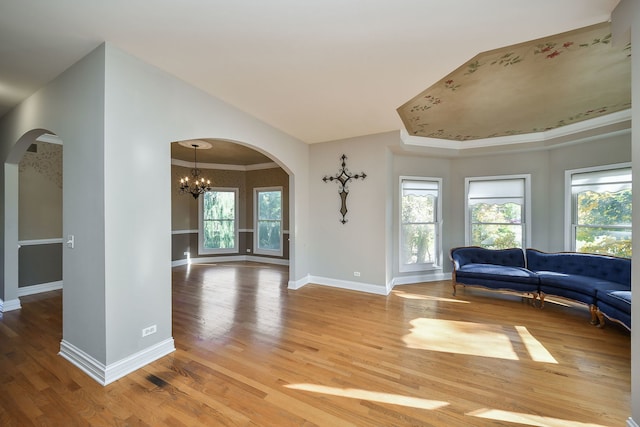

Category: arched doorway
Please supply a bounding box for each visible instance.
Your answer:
[3,130,62,311]
[170,138,292,271]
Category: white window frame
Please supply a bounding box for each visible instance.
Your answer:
[199,187,239,255]
[564,162,631,251]
[399,176,443,273]
[464,174,531,248]
[253,186,283,257]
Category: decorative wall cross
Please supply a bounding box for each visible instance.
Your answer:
[322,154,367,224]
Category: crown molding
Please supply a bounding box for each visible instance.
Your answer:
[401,109,631,151]
[171,159,279,171]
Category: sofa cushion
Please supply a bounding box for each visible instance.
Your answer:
[457,263,539,284]
[537,271,629,305]
[527,249,631,286]
[597,290,631,313]
[596,291,631,330]
[451,247,525,269]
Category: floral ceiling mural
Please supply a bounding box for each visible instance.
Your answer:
[397,22,631,141]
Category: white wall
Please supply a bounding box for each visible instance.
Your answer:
[309,132,395,293]
[101,44,311,365]
[0,43,311,381]
[612,1,639,424]
[0,45,108,358]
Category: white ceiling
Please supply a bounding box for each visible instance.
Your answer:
[0,0,620,144]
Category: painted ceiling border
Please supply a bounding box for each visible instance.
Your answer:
[400,109,631,151]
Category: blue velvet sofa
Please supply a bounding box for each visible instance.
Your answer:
[450,246,631,330]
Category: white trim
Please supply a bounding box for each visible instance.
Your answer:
[36,133,63,145]
[306,275,390,295]
[288,275,310,290]
[18,238,63,246]
[391,272,452,286]
[400,109,631,150]
[172,229,289,234]
[171,229,198,235]
[399,176,443,273]
[254,186,284,257]
[199,187,239,255]
[171,158,279,171]
[0,298,21,312]
[627,418,639,427]
[464,174,531,248]
[171,255,289,268]
[564,162,632,251]
[59,338,175,386]
[18,281,63,296]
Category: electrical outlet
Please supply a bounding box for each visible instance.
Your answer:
[142,325,157,337]
[354,271,361,277]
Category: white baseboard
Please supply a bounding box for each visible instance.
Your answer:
[59,338,175,386]
[306,275,390,295]
[18,281,63,297]
[628,417,639,427]
[391,272,452,287]
[172,255,289,268]
[288,275,310,290]
[0,298,21,312]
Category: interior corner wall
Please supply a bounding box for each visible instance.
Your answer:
[612,0,639,423]
[392,152,453,278]
[309,132,396,291]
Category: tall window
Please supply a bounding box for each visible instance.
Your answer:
[567,164,631,257]
[465,175,530,249]
[400,177,442,272]
[199,188,238,254]
[254,187,283,256]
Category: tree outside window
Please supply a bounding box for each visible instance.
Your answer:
[255,188,283,256]
[400,178,441,272]
[571,166,631,258]
[200,189,237,253]
[466,176,529,249]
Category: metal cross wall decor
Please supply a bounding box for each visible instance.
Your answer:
[322,154,367,224]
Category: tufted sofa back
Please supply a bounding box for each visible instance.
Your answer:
[526,249,631,285]
[450,246,526,270]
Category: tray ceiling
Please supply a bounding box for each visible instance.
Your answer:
[397,22,631,142]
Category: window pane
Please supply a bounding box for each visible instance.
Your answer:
[471,202,522,224]
[576,189,631,226]
[203,191,235,220]
[202,191,236,250]
[401,224,436,265]
[471,224,522,249]
[258,220,281,250]
[203,219,235,249]
[575,226,631,258]
[402,194,435,223]
[258,191,282,220]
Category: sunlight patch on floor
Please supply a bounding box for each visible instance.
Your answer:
[467,408,609,427]
[515,325,558,363]
[285,383,449,410]
[403,318,520,360]
[393,290,470,304]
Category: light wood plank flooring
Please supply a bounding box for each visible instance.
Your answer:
[0,262,631,426]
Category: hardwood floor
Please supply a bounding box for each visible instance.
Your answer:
[0,262,631,426]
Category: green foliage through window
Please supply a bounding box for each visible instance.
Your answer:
[471,203,522,249]
[400,179,439,268]
[467,176,527,249]
[202,191,236,249]
[575,189,631,257]
[571,166,631,258]
[257,190,282,252]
